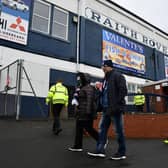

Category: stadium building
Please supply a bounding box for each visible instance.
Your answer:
[0,0,168,119]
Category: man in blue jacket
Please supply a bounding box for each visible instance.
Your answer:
[87,60,128,160]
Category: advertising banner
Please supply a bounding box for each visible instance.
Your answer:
[0,0,31,45]
[102,30,145,74]
[164,56,168,78]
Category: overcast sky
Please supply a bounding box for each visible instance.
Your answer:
[111,0,168,34]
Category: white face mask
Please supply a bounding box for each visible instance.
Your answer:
[77,76,80,81]
[77,76,82,87]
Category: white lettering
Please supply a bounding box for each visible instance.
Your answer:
[131,30,138,39]
[103,18,113,28]
[85,8,168,55]
[91,11,101,22]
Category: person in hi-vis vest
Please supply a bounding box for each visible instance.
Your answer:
[46,79,68,135]
[133,88,145,112]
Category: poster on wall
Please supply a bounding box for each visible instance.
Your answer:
[164,56,168,79]
[102,30,146,75]
[0,0,31,45]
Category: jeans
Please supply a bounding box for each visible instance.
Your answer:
[97,111,126,155]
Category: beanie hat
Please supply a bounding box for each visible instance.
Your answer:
[102,60,113,68]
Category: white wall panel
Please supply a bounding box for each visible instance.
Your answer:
[0,47,3,66]
[0,46,76,97]
[46,0,78,13]
[0,46,147,97]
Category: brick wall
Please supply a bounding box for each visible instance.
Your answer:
[93,114,168,138]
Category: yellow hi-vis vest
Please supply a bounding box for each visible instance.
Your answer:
[46,83,68,106]
[133,95,145,106]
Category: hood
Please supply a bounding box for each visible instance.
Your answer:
[77,72,91,87]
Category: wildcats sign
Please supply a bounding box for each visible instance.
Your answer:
[85,7,168,55]
[0,0,31,45]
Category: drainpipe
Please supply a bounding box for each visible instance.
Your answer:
[76,0,81,72]
[16,59,23,120]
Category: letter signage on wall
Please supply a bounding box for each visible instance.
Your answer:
[103,30,145,75]
[85,7,168,55]
[0,0,31,45]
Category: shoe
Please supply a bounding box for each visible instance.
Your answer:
[110,152,126,160]
[87,150,106,158]
[54,128,62,135]
[68,147,83,152]
[104,139,109,149]
[163,139,168,144]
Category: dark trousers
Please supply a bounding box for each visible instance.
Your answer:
[74,119,99,148]
[52,103,64,131]
[136,105,144,112]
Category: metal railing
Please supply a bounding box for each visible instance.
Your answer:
[126,93,168,113]
[0,59,45,120]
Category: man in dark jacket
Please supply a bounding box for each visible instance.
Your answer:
[68,73,99,152]
[88,60,128,160]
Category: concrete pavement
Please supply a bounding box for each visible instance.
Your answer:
[0,119,167,168]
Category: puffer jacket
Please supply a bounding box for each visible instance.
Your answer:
[76,84,96,120]
[74,73,97,120]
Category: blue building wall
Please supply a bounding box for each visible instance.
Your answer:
[50,69,76,86]
[0,12,77,62]
[1,6,167,119]
[20,96,48,119]
[79,17,166,81]
[0,13,166,81]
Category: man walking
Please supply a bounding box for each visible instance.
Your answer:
[87,60,128,160]
[46,79,68,135]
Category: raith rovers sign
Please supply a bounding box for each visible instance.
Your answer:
[85,7,168,55]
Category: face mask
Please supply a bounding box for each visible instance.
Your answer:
[77,76,82,87]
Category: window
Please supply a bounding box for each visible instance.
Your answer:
[127,83,135,103]
[32,0,51,34]
[31,0,69,41]
[52,7,68,40]
[126,83,143,104]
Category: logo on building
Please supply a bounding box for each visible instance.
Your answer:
[0,18,7,30]
[10,17,25,32]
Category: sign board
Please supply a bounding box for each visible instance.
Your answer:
[85,7,168,55]
[102,29,146,75]
[164,56,168,79]
[0,0,31,45]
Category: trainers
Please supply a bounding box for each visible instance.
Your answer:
[104,139,109,149]
[87,150,106,158]
[68,147,83,152]
[110,152,126,160]
[54,128,62,135]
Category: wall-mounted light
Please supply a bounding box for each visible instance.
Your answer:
[72,16,78,23]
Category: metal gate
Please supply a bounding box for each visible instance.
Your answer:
[0,60,22,119]
[0,59,45,120]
